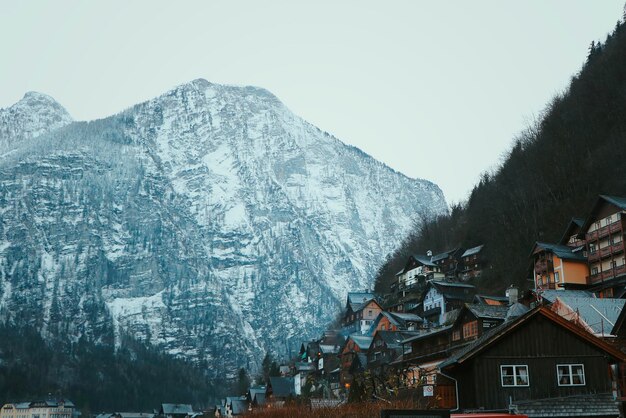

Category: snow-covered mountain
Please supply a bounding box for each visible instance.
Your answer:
[0,80,446,376]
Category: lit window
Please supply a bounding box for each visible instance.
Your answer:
[452,330,461,341]
[557,364,585,386]
[501,365,529,387]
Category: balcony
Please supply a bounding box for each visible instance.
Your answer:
[534,259,553,274]
[586,220,623,241]
[588,241,624,262]
[422,306,441,318]
[588,264,626,284]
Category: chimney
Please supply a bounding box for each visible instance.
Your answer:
[427,250,433,257]
[505,285,519,306]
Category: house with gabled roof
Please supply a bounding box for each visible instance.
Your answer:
[421,280,476,325]
[530,241,588,291]
[559,217,586,248]
[267,376,297,406]
[459,245,484,280]
[159,404,193,418]
[395,254,444,291]
[339,333,372,387]
[547,295,625,338]
[246,386,266,409]
[578,195,626,298]
[366,311,423,336]
[367,330,419,375]
[439,306,626,416]
[431,248,464,279]
[342,291,382,335]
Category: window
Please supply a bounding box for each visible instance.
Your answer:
[589,243,597,253]
[368,309,372,316]
[554,272,560,283]
[557,364,585,386]
[463,320,479,339]
[591,267,599,275]
[452,329,461,341]
[606,215,613,226]
[501,365,529,387]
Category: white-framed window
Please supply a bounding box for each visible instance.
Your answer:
[557,364,585,386]
[554,272,560,283]
[501,365,529,387]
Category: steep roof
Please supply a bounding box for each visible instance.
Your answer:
[554,296,625,336]
[412,254,437,267]
[374,330,419,349]
[461,245,483,258]
[349,334,373,350]
[225,397,248,415]
[347,292,377,311]
[474,294,508,305]
[268,377,296,398]
[401,324,454,344]
[431,248,458,263]
[579,195,626,233]
[160,404,192,415]
[540,289,593,303]
[440,307,626,370]
[558,217,585,245]
[425,281,476,303]
[466,304,509,320]
[531,242,586,262]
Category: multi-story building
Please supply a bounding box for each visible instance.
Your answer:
[395,253,444,291]
[341,292,383,335]
[530,242,588,290]
[579,195,626,298]
[459,245,484,280]
[0,400,75,418]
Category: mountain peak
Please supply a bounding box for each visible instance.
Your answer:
[1,91,73,146]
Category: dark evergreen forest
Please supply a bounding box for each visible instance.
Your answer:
[375,18,626,295]
[0,324,222,413]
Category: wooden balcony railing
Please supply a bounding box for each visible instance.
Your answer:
[589,241,624,262]
[534,259,553,273]
[588,264,626,284]
[586,220,624,241]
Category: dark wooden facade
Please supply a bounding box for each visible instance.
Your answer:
[442,308,625,411]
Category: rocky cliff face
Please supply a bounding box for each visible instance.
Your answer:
[0,80,446,376]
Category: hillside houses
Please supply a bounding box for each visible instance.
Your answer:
[215,194,626,416]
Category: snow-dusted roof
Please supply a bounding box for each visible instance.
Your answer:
[461,245,484,258]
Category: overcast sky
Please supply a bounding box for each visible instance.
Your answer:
[1,1,623,203]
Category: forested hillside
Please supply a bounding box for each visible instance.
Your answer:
[0,325,220,413]
[375,18,626,294]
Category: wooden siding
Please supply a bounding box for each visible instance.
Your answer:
[451,316,616,410]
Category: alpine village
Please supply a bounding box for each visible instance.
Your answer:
[6,6,626,418]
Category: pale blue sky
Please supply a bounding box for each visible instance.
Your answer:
[1,1,623,203]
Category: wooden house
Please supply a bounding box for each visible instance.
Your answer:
[367,330,418,375]
[367,311,423,335]
[395,254,444,291]
[530,242,588,291]
[342,292,382,335]
[246,386,266,410]
[339,334,372,387]
[558,217,586,248]
[547,295,625,338]
[439,307,626,415]
[267,377,297,406]
[459,245,484,280]
[578,195,626,298]
[421,280,476,325]
[431,248,464,280]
